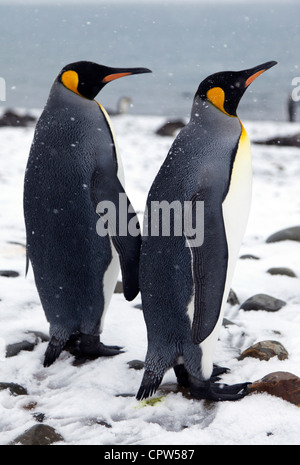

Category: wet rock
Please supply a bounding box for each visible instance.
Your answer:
[0,270,19,278]
[0,109,36,127]
[157,382,193,400]
[227,289,240,306]
[156,119,186,137]
[6,331,49,357]
[239,254,260,260]
[85,418,112,428]
[249,371,300,406]
[266,226,300,243]
[267,267,297,278]
[254,133,300,147]
[127,359,145,370]
[23,401,38,411]
[33,413,46,423]
[0,382,28,396]
[240,294,286,312]
[222,318,237,327]
[238,340,289,361]
[6,340,37,357]
[10,424,64,445]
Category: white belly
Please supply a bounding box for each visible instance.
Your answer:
[200,123,252,379]
[100,241,120,333]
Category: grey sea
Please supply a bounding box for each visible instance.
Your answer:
[1,1,300,121]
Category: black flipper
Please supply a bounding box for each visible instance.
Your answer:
[91,171,141,301]
[185,192,228,344]
[90,124,141,301]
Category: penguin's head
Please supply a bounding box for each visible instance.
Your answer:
[196,61,277,117]
[58,61,152,100]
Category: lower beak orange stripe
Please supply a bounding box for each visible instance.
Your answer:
[102,72,132,83]
[245,69,265,87]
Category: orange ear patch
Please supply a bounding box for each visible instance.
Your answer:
[206,87,231,116]
[61,70,80,95]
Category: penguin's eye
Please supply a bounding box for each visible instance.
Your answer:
[234,81,241,88]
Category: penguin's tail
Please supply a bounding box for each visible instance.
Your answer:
[43,336,66,367]
[136,370,163,401]
[136,344,180,401]
[136,342,204,400]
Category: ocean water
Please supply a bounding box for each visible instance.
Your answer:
[1,2,300,121]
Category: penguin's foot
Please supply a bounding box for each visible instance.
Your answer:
[174,364,190,387]
[211,364,230,382]
[78,334,124,359]
[174,364,230,387]
[189,376,251,402]
[43,336,65,367]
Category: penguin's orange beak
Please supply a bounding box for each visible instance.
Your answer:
[102,67,152,84]
[245,70,266,87]
[102,73,132,83]
[244,61,277,88]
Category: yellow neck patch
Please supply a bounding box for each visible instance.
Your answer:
[206,87,231,116]
[61,70,80,96]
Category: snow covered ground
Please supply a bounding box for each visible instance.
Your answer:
[0,112,299,445]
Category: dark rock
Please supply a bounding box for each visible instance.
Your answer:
[227,289,240,306]
[10,424,64,445]
[0,270,19,278]
[26,330,50,342]
[157,382,193,400]
[22,401,38,411]
[239,254,260,260]
[85,418,112,428]
[254,133,300,147]
[0,109,36,127]
[156,120,186,137]
[266,226,300,243]
[238,340,289,361]
[249,371,300,406]
[0,382,28,396]
[240,294,286,312]
[6,331,49,357]
[222,318,236,327]
[114,281,123,293]
[6,341,36,357]
[267,267,297,278]
[33,413,46,423]
[127,359,145,370]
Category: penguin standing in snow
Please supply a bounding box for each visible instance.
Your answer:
[24,61,151,367]
[137,61,277,401]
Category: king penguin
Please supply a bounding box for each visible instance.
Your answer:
[24,61,151,367]
[137,61,277,401]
